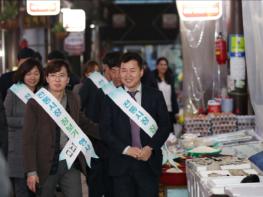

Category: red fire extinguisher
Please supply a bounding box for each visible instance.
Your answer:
[215,32,227,65]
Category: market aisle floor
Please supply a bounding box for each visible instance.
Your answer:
[80,174,188,197]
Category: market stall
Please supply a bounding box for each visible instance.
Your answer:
[183,123,262,197]
[159,1,263,197]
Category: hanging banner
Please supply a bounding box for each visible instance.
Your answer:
[27,0,60,16]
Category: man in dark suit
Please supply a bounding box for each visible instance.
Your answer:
[80,51,123,122]
[79,51,122,197]
[100,52,170,197]
[141,61,157,89]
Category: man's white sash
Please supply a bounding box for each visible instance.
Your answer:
[10,84,97,169]
[89,72,158,137]
[89,71,109,88]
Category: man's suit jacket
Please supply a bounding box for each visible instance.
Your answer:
[100,85,170,177]
[79,78,102,123]
[23,90,100,183]
[79,78,108,158]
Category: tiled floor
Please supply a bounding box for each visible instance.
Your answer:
[80,175,188,197]
[167,188,188,197]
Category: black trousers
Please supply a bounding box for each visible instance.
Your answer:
[88,158,113,197]
[112,160,159,197]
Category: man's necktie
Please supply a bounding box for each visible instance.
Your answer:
[128,91,142,148]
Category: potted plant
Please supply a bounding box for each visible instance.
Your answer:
[0,1,19,29]
[52,22,69,40]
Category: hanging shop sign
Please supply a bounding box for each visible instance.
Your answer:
[62,9,86,32]
[64,32,85,55]
[176,0,222,21]
[27,0,60,16]
[229,34,245,57]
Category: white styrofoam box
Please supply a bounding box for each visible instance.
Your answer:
[198,170,231,179]
[207,176,263,189]
[187,161,208,172]
[224,183,263,197]
[220,163,251,170]
[207,176,246,188]
[195,165,208,172]
[243,169,258,175]
[209,187,225,195]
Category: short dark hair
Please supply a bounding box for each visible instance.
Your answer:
[34,51,42,62]
[13,58,44,88]
[17,48,35,61]
[47,50,67,61]
[82,60,99,78]
[120,52,143,70]
[45,59,71,77]
[102,51,122,68]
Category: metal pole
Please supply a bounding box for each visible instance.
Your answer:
[228,0,248,114]
[1,0,5,74]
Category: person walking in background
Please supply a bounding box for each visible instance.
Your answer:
[4,58,44,197]
[101,51,122,85]
[104,51,123,88]
[153,57,179,132]
[141,61,157,89]
[79,51,123,197]
[0,48,36,100]
[73,60,100,97]
[80,51,123,123]
[22,60,100,197]
[100,52,170,197]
